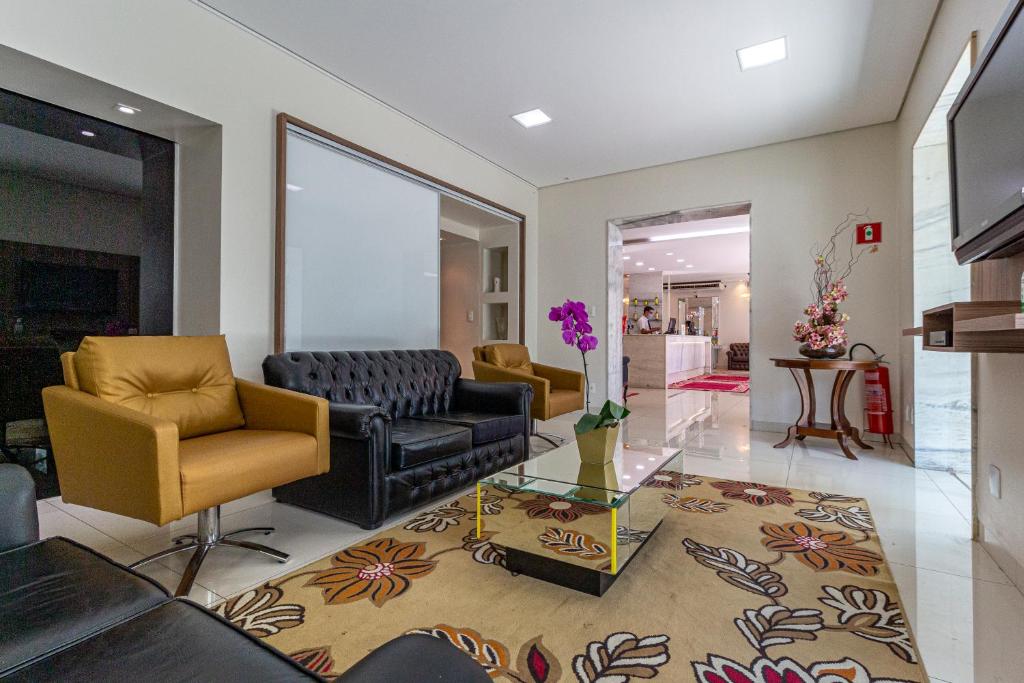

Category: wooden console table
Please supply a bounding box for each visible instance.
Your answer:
[771,357,879,460]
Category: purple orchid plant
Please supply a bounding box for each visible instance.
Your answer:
[549,299,629,434]
[549,300,597,411]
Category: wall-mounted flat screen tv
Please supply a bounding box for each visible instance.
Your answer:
[19,260,119,314]
[948,0,1024,264]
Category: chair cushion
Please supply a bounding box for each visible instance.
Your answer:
[486,344,534,375]
[549,389,584,417]
[0,538,169,677]
[71,335,244,439]
[179,429,319,515]
[391,419,472,470]
[2,599,321,682]
[414,411,522,445]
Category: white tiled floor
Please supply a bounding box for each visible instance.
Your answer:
[38,385,1024,682]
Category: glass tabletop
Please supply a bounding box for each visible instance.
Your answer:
[480,439,684,507]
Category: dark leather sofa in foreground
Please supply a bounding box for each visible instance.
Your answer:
[263,350,532,529]
[0,464,488,682]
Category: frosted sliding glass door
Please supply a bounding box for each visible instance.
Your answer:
[283,129,440,351]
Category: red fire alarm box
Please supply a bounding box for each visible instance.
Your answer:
[856,222,882,244]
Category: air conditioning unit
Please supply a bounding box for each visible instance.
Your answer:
[669,280,725,291]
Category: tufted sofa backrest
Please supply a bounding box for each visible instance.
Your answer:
[729,343,750,360]
[262,349,462,419]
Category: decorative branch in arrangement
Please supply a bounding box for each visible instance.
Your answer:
[793,213,878,359]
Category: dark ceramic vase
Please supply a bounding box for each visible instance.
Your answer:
[798,343,846,360]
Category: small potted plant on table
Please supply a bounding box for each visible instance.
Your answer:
[548,300,630,464]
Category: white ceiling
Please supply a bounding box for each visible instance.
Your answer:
[203,0,937,187]
[623,214,749,278]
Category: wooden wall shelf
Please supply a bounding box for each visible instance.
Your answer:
[921,301,1024,352]
[955,312,1024,332]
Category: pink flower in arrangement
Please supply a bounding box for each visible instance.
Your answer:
[794,279,851,350]
[795,216,876,352]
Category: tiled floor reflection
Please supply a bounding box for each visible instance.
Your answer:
[39,385,1022,681]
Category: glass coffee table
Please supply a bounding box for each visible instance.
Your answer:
[476,439,685,596]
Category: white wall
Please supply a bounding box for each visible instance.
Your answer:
[0,0,537,379]
[895,0,1023,588]
[539,124,902,431]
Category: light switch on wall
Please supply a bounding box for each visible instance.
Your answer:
[989,464,1002,499]
[467,310,474,322]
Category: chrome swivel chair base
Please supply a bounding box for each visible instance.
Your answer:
[129,505,288,597]
[532,419,566,448]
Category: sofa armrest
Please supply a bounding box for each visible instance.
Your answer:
[532,362,585,392]
[0,464,39,552]
[41,385,182,527]
[236,379,330,474]
[329,403,391,440]
[453,377,533,417]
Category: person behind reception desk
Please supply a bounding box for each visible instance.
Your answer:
[638,306,656,334]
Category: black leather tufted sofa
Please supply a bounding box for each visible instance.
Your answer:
[262,350,532,529]
[727,342,750,371]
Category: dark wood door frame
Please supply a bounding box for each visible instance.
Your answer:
[274,112,526,353]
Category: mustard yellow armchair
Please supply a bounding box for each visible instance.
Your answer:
[42,335,328,596]
[472,344,584,446]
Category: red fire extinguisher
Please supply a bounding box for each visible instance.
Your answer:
[849,343,894,447]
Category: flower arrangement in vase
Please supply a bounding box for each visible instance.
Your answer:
[792,214,877,359]
[548,299,630,463]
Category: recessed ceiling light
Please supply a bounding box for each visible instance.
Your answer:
[635,262,645,266]
[665,252,673,256]
[737,37,787,71]
[676,258,685,263]
[80,130,96,137]
[686,264,695,268]
[623,255,631,260]
[115,103,140,115]
[511,108,551,128]
[649,226,750,242]
[647,267,656,271]
[285,183,304,192]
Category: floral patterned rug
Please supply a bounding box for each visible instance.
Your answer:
[214,476,926,682]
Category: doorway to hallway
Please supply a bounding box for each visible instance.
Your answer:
[606,202,752,410]
[439,195,521,377]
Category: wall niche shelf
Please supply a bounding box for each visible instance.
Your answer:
[483,246,509,294]
[916,301,1024,353]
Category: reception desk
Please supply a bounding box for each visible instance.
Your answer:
[623,334,712,388]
